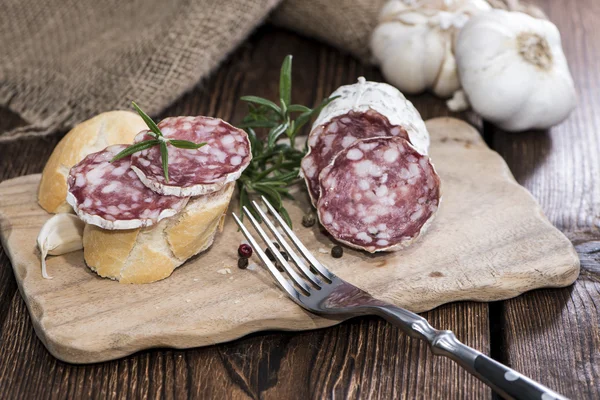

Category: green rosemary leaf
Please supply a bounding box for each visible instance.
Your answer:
[238,120,278,129]
[293,95,339,135]
[240,96,282,116]
[131,102,162,138]
[110,139,160,162]
[160,141,169,182]
[262,170,299,183]
[267,121,289,149]
[287,104,311,113]
[278,207,292,228]
[169,140,207,149]
[280,191,294,201]
[246,127,263,156]
[279,55,292,107]
[238,182,249,217]
[255,180,288,187]
[287,120,295,138]
[239,182,262,221]
[254,184,282,209]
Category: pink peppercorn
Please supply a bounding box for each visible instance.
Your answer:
[238,244,253,258]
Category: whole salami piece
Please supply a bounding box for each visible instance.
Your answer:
[67,145,189,230]
[131,116,252,197]
[317,137,441,253]
[301,77,430,206]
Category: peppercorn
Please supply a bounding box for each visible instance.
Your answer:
[272,242,281,250]
[331,245,343,258]
[302,213,316,228]
[238,244,253,258]
[265,247,276,261]
[280,251,289,261]
[237,257,249,269]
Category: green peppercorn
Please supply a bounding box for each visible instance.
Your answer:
[302,213,316,228]
[331,245,343,258]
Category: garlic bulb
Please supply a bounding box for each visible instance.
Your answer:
[370,0,491,98]
[37,213,84,279]
[454,10,577,131]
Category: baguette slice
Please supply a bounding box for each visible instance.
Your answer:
[38,111,147,213]
[83,183,234,284]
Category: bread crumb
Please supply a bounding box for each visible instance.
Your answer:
[186,299,191,303]
[234,300,240,304]
[155,306,159,309]
[217,268,232,275]
[318,248,329,254]
[193,278,199,282]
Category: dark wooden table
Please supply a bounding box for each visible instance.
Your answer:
[1,0,598,398]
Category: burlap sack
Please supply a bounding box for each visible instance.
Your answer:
[0,0,280,142]
[0,0,545,142]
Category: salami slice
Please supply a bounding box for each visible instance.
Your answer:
[131,116,251,197]
[301,109,409,205]
[67,145,189,230]
[301,78,430,207]
[317,137,441,253]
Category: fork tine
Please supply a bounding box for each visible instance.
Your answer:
[242,206,312,295]
[251,200,323,287]
[260,196,335,281]
[233,213,300,299]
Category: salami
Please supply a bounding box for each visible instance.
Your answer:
[311,77,430,154]
[131,116,251,197]
[301,109,410,205]
[317,137,441,253]
[301,77,430,206]
[67,145,189,230]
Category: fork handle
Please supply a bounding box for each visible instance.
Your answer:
[372,305,568,400]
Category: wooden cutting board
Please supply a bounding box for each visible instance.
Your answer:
[0,118,579,364]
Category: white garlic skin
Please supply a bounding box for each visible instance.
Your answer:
[370,0,492,98]
[455,10,577,131]
[37,213,84,279]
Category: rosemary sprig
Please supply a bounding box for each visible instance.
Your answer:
[237,55,338,227]
[111,102,206,182]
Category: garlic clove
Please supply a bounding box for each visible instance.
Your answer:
[447,89,471,112]
[37,213,84,279]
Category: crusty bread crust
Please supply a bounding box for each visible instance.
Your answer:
[82,183,235,284]
[38,111,147,213]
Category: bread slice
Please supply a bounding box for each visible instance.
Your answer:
[38,111,147,213]
[82,183,234,284]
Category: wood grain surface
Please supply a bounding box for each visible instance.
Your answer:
[488,0,600,398]
[0,117,578,364]
[0,0,598,397]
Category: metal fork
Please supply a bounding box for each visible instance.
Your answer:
[233,197,568,400]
